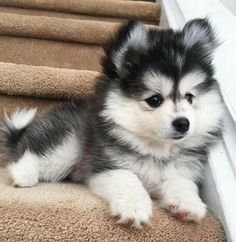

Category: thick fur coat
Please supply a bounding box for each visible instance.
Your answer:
[0,19,224,227]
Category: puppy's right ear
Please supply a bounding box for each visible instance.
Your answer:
[102,20,148,79]
[182,18,218,59]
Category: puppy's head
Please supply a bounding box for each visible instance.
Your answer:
[101,19,223,145]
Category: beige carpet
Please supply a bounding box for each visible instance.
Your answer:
[0,1,225,241]
[0,168,225,241]
[0,62,98,99]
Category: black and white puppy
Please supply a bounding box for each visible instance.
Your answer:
[0,19,224,228]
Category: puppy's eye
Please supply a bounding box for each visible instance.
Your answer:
[145,95,163,108]
[185,93,194,104]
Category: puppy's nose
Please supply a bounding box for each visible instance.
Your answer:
[172,118,190,133]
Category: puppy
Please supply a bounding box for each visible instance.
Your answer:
[0,19,224,228]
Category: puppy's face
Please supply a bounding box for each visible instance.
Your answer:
[102,19,223,144]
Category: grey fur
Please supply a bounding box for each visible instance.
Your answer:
[0,19,224,188]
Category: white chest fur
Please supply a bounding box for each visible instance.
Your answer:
[115,153,163,194]
[129,157,163,193]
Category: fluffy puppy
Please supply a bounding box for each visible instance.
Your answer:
[0,19,224,228]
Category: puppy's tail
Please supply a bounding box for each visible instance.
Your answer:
[0,108,37,162]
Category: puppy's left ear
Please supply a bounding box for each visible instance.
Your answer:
[182,18,218,57]
[102,20,149,79]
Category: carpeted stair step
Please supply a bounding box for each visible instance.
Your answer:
[0,62,99,99]
[0,13,120,45]
[0,0,161,22]
[0,1,160,72]
[0,6,156,24]
[0,167,225,241]
[0,36,104,71]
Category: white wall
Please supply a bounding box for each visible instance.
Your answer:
[221,0,236,15]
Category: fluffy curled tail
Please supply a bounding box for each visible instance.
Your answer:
[0,108,37,162]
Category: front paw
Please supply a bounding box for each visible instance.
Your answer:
[160,193,207,223]
[110,194,152,228]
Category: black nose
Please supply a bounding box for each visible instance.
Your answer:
[172,118,190,133]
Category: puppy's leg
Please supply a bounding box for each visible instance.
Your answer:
[88,169,152,228]
[159,176,206,222]
[7,133,79,187]
[2,107,80,187]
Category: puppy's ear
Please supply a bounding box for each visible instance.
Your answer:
[102,20,148,79]
[182,18,218,57]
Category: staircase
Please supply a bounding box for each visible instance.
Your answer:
[0,1,225,241]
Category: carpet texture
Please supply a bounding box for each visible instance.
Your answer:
[0,36,104,71]
[0,1,225,241]
[0,13,119,45]
[0,0,161,22]
[0,62,98,98]
[0,168,225,241]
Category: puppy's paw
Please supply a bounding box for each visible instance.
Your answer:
[11,173,38,188]
[7,151,39,188]
[8,164,38,188]
[160,193,207,222]
[110,194,152,228]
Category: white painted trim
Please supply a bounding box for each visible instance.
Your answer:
[159,0,185,29]
[160,1,236,241]
[202,142,236,242]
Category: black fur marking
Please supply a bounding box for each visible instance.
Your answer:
[0,19,224,186]
[102,19,218,103]
[102,20,140,80]
[0,121,27,162]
